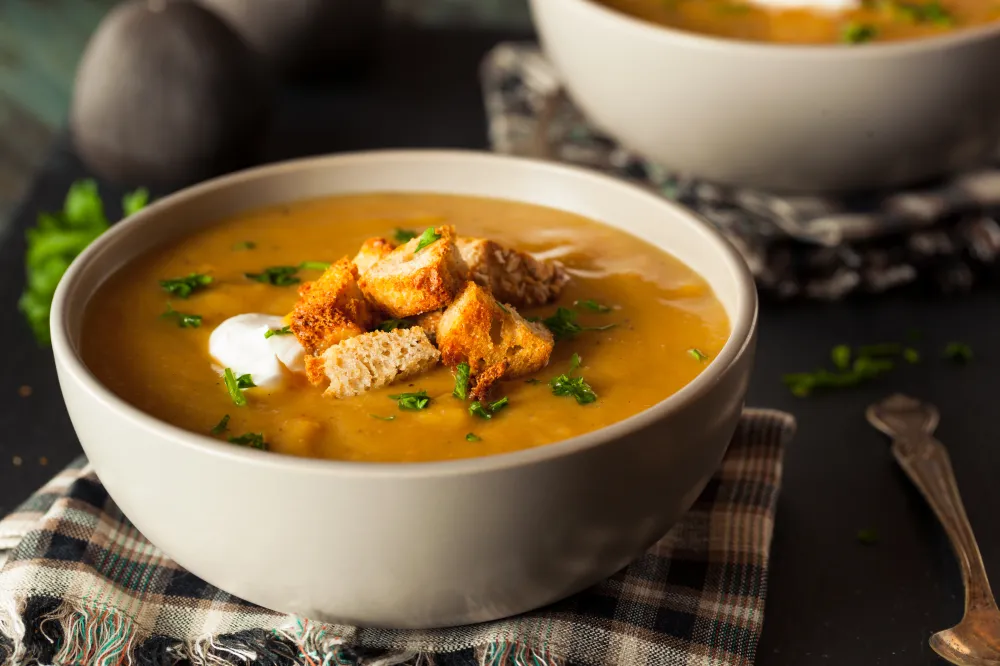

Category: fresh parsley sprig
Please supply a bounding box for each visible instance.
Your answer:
[469,396,509,419]
[540,307,615,342]
[549,353,597,405]
[159,273,212,299]
[228,432,267,450]
[452,362,471,400]
[414,227,442,252]
[245,266,300,286]
[223,368,255,406]
[264,326,292,339]
[390,390,431,411]
[160,302,202,328]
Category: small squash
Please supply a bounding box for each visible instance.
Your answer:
[70,0,273,186]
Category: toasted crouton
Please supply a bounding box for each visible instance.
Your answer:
[290,258,377,355]
[456,237,570,308]
[358,225,464,318]
[436,281,554,399]
[304,327,440,398]
[353,237,396,274]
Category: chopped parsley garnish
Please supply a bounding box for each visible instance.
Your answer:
[228,432,267,450]
[370,414,396,421]
[466,433,482,442]
[496,302,509,314]
[903,348,920,364]
[549,353,597,405]
[20,180,151,345]
[575,299,612,313]
[842,22,877,43]
[414,227,442,252]
[885,0,953,24]
[525,378,542,385]
[687,348,709,362]
[390,390,431,411]
[159,273,212,299]
[223,368,253,406]
[452,362,471,400]
[245,266,300,286]
[944,342,973,363]
[298,261,330,271]
[541,307,616,341]
[210,414,230,436]
[264,326,292,339]
[857,528,879,546]
[160,303,202,328]
[394,228,419,243]
[378,318,412,332]
[233,241,256,251]
[469,396,509,419]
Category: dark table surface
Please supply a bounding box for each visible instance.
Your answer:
[1,26,997,666]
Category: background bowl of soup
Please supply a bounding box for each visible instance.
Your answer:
[529,0,1000,193]
[50,150,757,628]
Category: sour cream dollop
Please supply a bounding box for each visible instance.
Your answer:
[208,314,305,387]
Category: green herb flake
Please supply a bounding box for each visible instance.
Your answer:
[857,528,879,546]
[370,414,396,421]
[549,354,597,405]
[414,227,442,252]
[903,348,920,364]
[390,390,431,411]
[122,188,150,217]
[687,348,709,362]
[394,228,419,243]
[525,378,542,385]
[944,342,973,363]
[541,307,616,341]
[452,362,471,400]
[210,414,230,436]
[466,433,482,442]
[298,261,331,271]
[575,299,612,313]
[20,180,150,345]
[159,273,212,299]
[842,22,878,43]
[496,302,509,314]
[264,326,292,339]
[236,374,256,389]
[160,303,203,329]
[233,241,256,251]
[469,396,509,419]
[228,432,268,450]
[831,344,851,370]
[223,368,248,407]
[377,318,412,332]
[245,266,300,286]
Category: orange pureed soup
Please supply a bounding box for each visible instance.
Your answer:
[81,193,730,463]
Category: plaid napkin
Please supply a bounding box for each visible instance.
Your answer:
[0,409,794,666]
[480,43,1000,300]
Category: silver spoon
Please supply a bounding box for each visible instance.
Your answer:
[867,394,1000,666]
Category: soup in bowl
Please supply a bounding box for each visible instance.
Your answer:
[52,151,757,627]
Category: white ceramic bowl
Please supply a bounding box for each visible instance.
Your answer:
[51,150,757,628]
[529,0,1000,193]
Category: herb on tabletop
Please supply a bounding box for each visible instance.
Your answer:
[245,265,301,287]
[549,353,597,406]
[228,433,268,450]
[414,227,442,252]
[210,414,230,436]
[390,390,431,411]
[160,302,203,328]
[452,362,471,400]
[469,396,509,419]
[264,326,292,339]
[160,272,212,299]
[19,180,150,345]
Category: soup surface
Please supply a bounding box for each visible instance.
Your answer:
[82,193,729,463]
[597,0,1000,43]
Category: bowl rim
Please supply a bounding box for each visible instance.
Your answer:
[546,0,1000,56]
[51,149,758,479]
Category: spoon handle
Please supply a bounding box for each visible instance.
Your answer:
[867,394,998,614]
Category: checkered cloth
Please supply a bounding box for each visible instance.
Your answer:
[0,409,794,666]
[480,43,1000,300]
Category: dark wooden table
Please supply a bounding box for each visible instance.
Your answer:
[2,26,997,666]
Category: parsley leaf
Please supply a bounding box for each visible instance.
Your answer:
[944,342,973,363]
[236,374,255,389]
[159,273,212,299]
[233,241,256,251]
[831,344,851,370]
[452,362,471,400]
[394,228,418,243]
[370,414,396,421]
[390,390,431,411]
[842,22,877,43]
[541,307,616,341]
[525,378,542,385]
[20,180,149,345]
[903,348,920,364]
[245,266,300,286]
[466,433,482,442]
[210,414,230,435]
[414,227,442,252]
[549,354,597,405]
[470,396,509,419]
[298,261,330,271]
[687,348,709,362]
[160,302,202,328]
[228,432,267,450]
[575,299,612,313]
[223,368,249,407]
[264,326,292,339]
[378,318,412,332]
[122,188,150,217]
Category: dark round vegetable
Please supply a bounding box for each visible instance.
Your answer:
[70,0,273,186]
